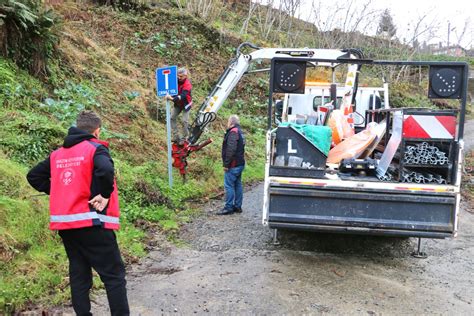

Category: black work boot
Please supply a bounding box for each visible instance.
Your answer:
[233,207,242,213]
[217,208,234,215]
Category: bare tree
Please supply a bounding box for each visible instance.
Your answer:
[254,0,277,40]
[175,0,224,22]
[240,0,258,35]
[393,13,440,82]
[309,0,380,48]
[455,17,471,46]
[239,0,303,45]
[274,0,289,43]
[281,0,301,40]
[405,13,440,49]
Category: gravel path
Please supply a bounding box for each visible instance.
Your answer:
[464,119,474,151]
[88,182,473,315]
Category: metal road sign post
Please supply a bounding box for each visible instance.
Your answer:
[165,100,173,188]
[156,66,178,188]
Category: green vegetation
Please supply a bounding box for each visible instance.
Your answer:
[0,1,268,311]
[0,154,145,313]
[0,0,58,76]
[462,151,474,205]
[0,0,472,312]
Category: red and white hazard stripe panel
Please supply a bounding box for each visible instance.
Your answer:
[403,115,456,139]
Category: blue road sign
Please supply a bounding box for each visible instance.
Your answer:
[156,65,178,97]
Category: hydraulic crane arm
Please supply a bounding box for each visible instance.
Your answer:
[188,42,259,144]
[188,42,363,144]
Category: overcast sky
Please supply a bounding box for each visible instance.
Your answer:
[373,0,473,47]
[283,0,473,48]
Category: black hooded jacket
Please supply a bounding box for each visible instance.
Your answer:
[221,124,245,168]
[27,127,115,198]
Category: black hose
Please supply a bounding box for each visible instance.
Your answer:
[197,111,217,126]
[235,42,260,58]
[342,48,365,59]
[188,112,217,144]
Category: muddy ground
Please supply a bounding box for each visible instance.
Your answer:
[79,122,474,315]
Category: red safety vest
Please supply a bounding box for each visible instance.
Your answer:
[177,78,193,111]
[49,139,120,230]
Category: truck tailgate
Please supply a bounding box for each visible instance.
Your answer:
[267,184,457,238]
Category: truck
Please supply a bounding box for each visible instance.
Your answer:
[176,43,469,253]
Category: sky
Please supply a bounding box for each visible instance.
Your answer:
[372,0,473,48]
[275,0,474,48]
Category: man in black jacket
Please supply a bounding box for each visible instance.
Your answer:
[218,115,246,215]
[27,111,129,316]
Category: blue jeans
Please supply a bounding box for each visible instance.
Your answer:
[224,165,244,210]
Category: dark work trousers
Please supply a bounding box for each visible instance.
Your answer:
[59,226,129,316]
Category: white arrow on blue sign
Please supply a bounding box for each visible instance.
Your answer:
[156,65,178,97]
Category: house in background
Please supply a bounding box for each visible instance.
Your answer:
[432,44,467,57]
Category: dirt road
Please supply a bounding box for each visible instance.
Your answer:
[85,121,474,315]
[464,119,474,152]
[89,190,473,315]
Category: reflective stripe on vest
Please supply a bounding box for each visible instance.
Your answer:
[178,78,192,110]
[50,212,119,224]
[184,101,193,111]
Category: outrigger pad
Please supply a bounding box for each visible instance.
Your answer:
[428,66,464,99]
[271,59,306,94]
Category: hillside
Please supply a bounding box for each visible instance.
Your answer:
[1,0,473,312]
[0,1,270,311]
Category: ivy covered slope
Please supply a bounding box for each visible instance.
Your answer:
[0,2,268,312]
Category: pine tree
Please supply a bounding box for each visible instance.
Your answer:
[376,9,397,39]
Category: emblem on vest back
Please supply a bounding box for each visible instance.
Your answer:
[60,168,75,186]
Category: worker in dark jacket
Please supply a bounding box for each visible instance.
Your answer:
[165,67,193,143]
[26,111,129,316]
[218,115,246,215]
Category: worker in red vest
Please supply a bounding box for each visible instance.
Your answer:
[165,67,193,143]
[27,111,129,316]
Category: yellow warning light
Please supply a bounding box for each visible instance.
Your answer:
[304,81,331,86]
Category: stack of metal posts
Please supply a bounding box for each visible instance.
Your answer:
[401,170,447,184]
[403,142,449,165]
